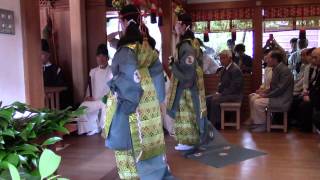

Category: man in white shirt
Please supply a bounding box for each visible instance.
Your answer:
[77,44,113,136]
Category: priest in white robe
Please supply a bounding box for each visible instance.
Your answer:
[77,44,113,136]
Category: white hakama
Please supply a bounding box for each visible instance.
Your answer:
[77,66,112,135]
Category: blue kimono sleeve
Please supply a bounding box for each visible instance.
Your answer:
[108,47,143,114]
[149,59,165,103]
[171,42,197,87]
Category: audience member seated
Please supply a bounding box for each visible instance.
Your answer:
[41,39,73,109]
[288,38,308,80]
[289,48,312,124]
[208,50,243,129]
[227,39,236,60]
[77,44,113,136]
[41,39,65,87]
[234,44,253,74]
[248,50,273,125]
[303,48,318,94]
[288,38,298,57]
[298,48,320,132]
[250,50,294,132]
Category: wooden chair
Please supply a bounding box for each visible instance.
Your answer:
[220,102,241,130]
[44,86,77,150]
[266,108,288,133]
[44,86,67,110]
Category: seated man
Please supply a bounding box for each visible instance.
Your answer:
[250,50,294,132]
[310,48,320,131]
[299,48,320,131]
[303,48,318,94]
[289,48,310,124]
[41,39,73,109]
[41,39,65,87]
[77,44,113,136]
[209,50,243,128]
[248,49,273,125]
[234,44,253,74]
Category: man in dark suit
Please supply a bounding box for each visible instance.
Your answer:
[251,50,294,132]
[209,50,243,128]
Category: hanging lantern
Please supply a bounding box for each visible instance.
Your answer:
[204,28,209,42]
[131,0,141,6]
[158,8,163,27]
[150,3,157,24]
[299,28,306,40]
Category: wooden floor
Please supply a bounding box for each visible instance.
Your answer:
[57,129,320,180]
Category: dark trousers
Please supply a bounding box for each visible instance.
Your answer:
[288,95,303,126]
[298,101,313,132]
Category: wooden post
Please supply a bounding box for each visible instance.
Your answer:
[86,0,107,70]
[160,0,173,76]
[252,5,263,91]
[69,0,88,104]
[21,0,45,108]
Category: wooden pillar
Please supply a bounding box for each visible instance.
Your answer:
[69,0,88,104]
[21,0,45,108]
[252,5,263,91]
[86,0,106,69]
[160,0,172,76]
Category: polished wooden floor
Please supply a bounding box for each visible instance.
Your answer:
[57,129,320,180]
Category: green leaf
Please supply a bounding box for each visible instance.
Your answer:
[58,178,69,180]
[0,161,8,169]
[0,150,6,161]
[47,175,60,180]
[39,149,61,179]
[8,163,21,180]
[70,107,86,117]
[31,158,38,168]
[0,107,14,121]
[5,153,19,167]
[53,126,69,134]
[42,137,62,146]
[30,115,44,125]
[19,151,37,158]
[18,123,36,142]
[11,102,27,112]
[2,129,15,137]
[15,144,39,152]
[18,131,28,142]
[0,136,4,144]
[0,119,8,129]
[29,131,37,139]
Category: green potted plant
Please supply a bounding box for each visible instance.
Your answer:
[0,102,85,180]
